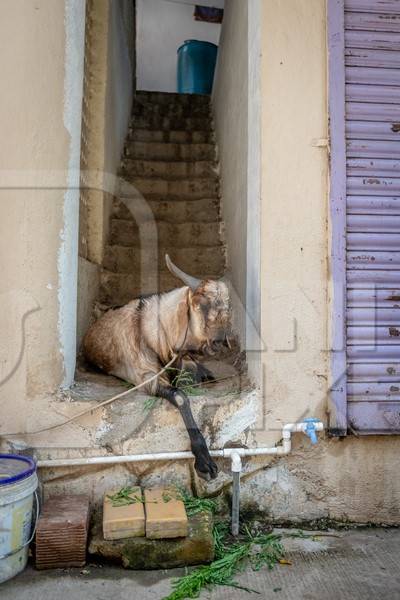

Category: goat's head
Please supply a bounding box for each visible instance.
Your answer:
[165,254,231,347]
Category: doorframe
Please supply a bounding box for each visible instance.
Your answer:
[245,0,262,386]
[327,0,348,435]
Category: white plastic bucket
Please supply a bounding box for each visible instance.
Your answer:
[0,455,38,584]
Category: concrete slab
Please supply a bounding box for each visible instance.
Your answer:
[89,510,213,569]
[1,528,400,599]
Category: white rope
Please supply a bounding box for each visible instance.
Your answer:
[1,354,178,437]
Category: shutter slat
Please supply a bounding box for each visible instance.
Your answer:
[347,139,400,159]
[348,232,400,250]
[347,288,400,307]
[346,66,400,85]
[347,84,400,103]
[347,158,400,176]
[347,215,400,231]
[347,269,400,287]
[347,325,400,343]
[348,251,400,269]
[347,194,400,213]
[347,175,400,194]
[345,30,400,51]
[347,215,400,233]
[345,12,400,34]
[347,122,400,142]
[346,49,400,69]
[347,307,400,324]
[348,362,400,379]
[348,402,400,432]
[348,344,400,359]
[348,381,400,396]
[346,101,400,121]
[346,0,400,15]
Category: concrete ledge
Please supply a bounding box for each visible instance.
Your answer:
[89,511,214,570]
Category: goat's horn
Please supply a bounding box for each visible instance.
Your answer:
[165,254,201,291]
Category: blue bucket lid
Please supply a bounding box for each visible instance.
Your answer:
[178,40,218,52]
[0,454,36,486]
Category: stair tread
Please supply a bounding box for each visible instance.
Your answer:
[135,91,210,102]
[119,174,218,182]
[130,128,214,135]
[100,90,223,304]
[126,141,215,148]
[129,120,213,132]
[118,193,220,203]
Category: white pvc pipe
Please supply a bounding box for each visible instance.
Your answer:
[36,421,324,468]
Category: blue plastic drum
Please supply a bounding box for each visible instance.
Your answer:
[177,40,218,95]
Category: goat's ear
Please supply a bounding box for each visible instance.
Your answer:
[190,287,209,313]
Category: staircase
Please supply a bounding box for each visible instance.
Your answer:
[100,91,226,306]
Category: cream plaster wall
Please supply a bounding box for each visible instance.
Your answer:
[213,0,262,385]
[239,0,400,525]
[213,0,249,349]
[259,0,328,437]
[0,0,84,433]
[78,0,135,347]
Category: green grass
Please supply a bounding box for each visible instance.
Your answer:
[167,368,204,396]
[143,396,160,412]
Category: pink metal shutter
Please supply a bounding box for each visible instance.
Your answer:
[330,0,400,434]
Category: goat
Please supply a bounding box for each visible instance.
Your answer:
[83,255,231,480]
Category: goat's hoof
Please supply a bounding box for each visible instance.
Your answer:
[195,457,218,481]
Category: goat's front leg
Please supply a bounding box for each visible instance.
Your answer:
[157,385,218,481]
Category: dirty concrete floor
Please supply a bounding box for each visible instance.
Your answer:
[2,528,400,600]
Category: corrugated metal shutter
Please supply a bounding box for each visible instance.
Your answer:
[345,0,400,433]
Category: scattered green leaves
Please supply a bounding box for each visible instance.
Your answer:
[106,487,143,507]
[178,488,217,517]
[162,523,290,600]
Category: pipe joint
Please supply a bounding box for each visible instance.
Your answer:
[230,451,242,473]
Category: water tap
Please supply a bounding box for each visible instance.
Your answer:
[303,418,320,445]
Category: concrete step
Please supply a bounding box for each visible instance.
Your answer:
[117,177,218,199]
[135,91,211,107]
[108,219,223,248]
[103,244,225,275]
[124,141,216,162]
[112,197,220,224]
[132,102,210,120]
[119,158,217,180]
[128,129,214,144]
[89,511,214,570]
[129,115,213,132]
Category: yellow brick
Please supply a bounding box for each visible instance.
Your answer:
[144,488,188,539]
[103,486,145,540]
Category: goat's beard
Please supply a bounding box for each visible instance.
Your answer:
[202,333,232,356]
